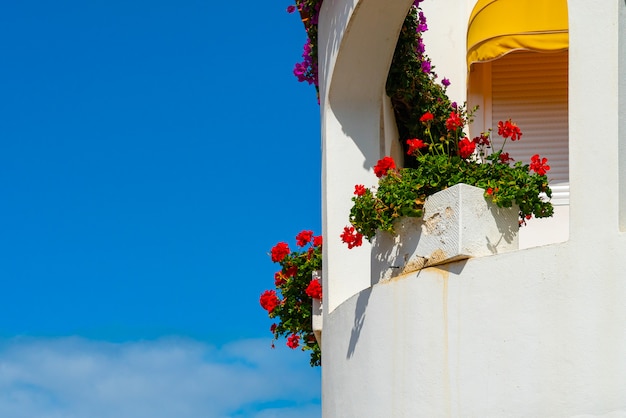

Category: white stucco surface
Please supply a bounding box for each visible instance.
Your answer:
[319,0,626,416]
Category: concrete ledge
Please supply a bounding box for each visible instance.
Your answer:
[371,184,519,283]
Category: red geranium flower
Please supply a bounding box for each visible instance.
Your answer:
[284,265,298,278]
[445,112,463,131]
[530,154,550,176]
[274,272,286,286]
[406,138,427,155]
[313,235,323,247]
[287,333,300,349]
[340,226,363,249]
[270,242,290,262]
[305,279,322,299]
[458,137,476,159]
[419,112,434,122]
[373,156,396,178]
[497,119,522,141]
[354,184,367,196]
[270,323,277,333]
[499,152,514,164]
[295,230,313,247]
[472,133,490,146]
[260,290,280,313]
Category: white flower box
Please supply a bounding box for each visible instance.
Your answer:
[372,184,519,283]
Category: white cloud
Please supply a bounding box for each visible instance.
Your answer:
[0,337,320,418]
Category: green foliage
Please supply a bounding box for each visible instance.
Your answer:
[386,6,456,164]
[350,149,553,241]
[265,236,322,367]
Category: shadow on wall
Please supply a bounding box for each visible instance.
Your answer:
[346,286,371,359]
[322,0,413,173]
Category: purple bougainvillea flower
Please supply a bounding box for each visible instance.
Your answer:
[442,78,451,87]
[421,60,431,74]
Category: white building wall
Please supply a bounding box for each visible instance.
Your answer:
[320,0,626,416]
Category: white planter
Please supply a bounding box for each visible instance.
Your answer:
[311,270,323,346]
[372,184,519,283]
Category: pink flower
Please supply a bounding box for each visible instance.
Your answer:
[373,156,396,178]
[286,5,296,13]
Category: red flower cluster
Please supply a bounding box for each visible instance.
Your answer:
[341,226,363,249]
[271,242,290,262]
[274,272,286,286]
[296,230,314,247]
[472,133,490,147]
[287,333,300,349]
[499,152,514,164]
[260,290,280,313]
[354,184,367,196]
[406,138,427,155]
[445,112,463,131]
[530,154,550,175]
[373,156,396,178]
[284,265,298,278]
[458,137,476,159]
[419,112,434,122]
[497,119,522,141]
[313,235,323,247]
[305,279,322,299]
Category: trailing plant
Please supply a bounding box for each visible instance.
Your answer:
[260,231,323,366]
[385,0,455,165]
[286,1,323,100]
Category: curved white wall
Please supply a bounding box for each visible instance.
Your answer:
[323,243,626,417]
[319,0,415,313]
[320,0,626,416]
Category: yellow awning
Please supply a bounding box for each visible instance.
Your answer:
[467,0,568,68]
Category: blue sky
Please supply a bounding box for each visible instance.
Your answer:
[0,1,321,416]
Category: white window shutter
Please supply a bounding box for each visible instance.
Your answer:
[491,51,569,204]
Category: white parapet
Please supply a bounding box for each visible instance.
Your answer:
[372,184,519,282]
